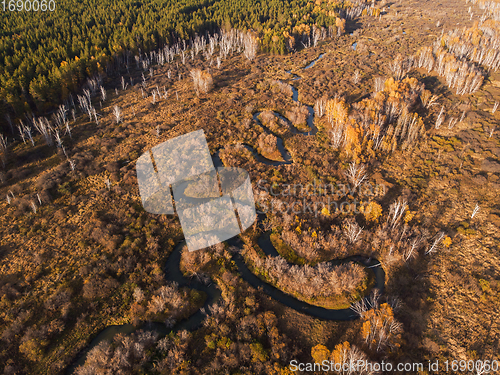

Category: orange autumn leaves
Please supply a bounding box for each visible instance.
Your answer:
[323,77,425,160]
[311,341,360,365]
[360,303,402,353]
[311,344,332,364]
[311,304,402,368]
[311,341,372,370]
[325,97,362,156]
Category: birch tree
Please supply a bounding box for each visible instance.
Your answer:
[113,106,122,124]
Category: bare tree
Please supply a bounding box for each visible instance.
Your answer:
[389,54,412,80]
[329,127,345,149]
[420,91,439,108]
[489,127,496,138]
[471,203,480,219]
[312,25,321,47]
[345,162,367,190]
[459,110,467,123]
[34,117,53,146]
[426,232,445,254]
[492,101,499,114]
[243,32,258,61]
[388,198,407,229]
[17,122,26,144]
[350,299,368,318]
[83,88,91,103]
[331,343,376,375]
[343,220,363,243]
[77,94,93,120]
[352,69,361,84]
[190,69,213,95]
[54,129,63,148]
[113,106,122,124]
[314,97,327,118]
[447,117,458,130]
[368,289,380,309]
[65,121,72,139]
[0,133,7,167]
[133,287,144,303]
[404,235,424,261]
[363,304,402,353]
[435,106,445,129]
[374,77,385,92]
[387,296,402,312]
[100,86,106,102]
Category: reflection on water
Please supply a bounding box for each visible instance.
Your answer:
[304,53,325,69]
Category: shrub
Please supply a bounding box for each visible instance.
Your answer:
[190,69,213,94]
[311,344,330,364]
[363,201,383,222]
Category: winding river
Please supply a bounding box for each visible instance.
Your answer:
[67,52,385,373]
[68,230,384,373]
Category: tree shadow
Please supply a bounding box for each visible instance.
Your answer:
[420,75,452,97]
[345,20,363,35]
[0,242,14,262]
[214,66,251,89]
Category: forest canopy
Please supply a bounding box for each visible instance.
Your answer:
[0,0,341,113]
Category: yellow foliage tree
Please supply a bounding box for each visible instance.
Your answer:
[326,97,349,126]
[271,362,295,375]
[360,303,402,353]
[443,236,452,247]
[363,201,383,222]
[404,210,415,223]
[311,344,331,364]
[335,17,346,35]
[330,341,351,363]
[343,121,361,156]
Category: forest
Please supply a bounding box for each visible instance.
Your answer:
[0,0,347,116]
